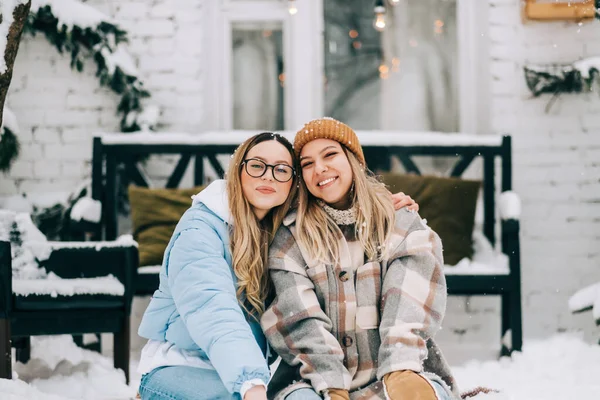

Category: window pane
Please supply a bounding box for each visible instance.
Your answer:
[231,22,285,130]
[323,0,458,132]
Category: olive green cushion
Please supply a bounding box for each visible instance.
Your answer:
[128,185,204,267]
[380,173,481,266]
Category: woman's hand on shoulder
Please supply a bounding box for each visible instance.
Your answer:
[390,191,419,212]
[243,385,267,400]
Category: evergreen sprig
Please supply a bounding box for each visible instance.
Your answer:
[0,127,19,172]
[24,5,150,131]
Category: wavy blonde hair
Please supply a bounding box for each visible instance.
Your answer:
[227,132,298,318]
[296,147,395,264]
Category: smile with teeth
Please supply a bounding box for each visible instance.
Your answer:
[318,177,337,186]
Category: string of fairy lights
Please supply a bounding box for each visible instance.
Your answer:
[286,0,448,80]
[287,0,443,33]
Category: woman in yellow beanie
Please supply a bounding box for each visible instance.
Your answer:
[261,118,459,400]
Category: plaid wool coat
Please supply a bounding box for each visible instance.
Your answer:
[261,208,459,400]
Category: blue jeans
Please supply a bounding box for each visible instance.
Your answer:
[431,380,453,400]
[284,381,452,400]
[139,366,239,400]
[285,388,322,399]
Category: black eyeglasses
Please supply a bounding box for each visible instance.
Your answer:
[242,158,295,183]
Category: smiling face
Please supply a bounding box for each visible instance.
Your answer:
[240,140,294,220]
[299,138,354,209]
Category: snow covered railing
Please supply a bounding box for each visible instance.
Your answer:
[96,130,505,147]
[36,235,138,251]
[12,274,125,297]
[569,282,600,323]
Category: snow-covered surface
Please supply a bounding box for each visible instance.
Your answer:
[139,265,161,274]
[12,273,125,297]
[97,131,505,147]
[445,230,510,275]
[572,56,600,79]
[453,334,600,399]
[0,192,72,214]
[4,211,53,279]
[0,0,29,74]
[569,282,600,321]
[498,191,521,221]
[101,44,138,77]
[0,334,598,399]
[0,335,135,399]
[38,235,138,250]
[70,197,102,223]
[134,104,161,131]
[30,0,113,30]
[1,106,20,134]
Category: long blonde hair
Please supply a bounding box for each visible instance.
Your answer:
[227,132,298,318]
[296,147,395,264]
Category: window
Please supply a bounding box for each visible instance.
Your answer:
[205,0,488,133]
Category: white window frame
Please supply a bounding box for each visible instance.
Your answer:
[204,0,323,131]
[204,0,489,134]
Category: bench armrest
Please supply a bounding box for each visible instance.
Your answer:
[39,245,137,312]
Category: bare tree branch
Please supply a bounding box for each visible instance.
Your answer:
[0,1,31,128]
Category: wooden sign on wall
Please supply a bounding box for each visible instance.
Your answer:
[523,0,598,22]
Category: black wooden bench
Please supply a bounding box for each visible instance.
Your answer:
[0,240,137,382]
[91,131,522,354]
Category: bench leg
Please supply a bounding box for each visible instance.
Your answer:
[500,294,511,356]
[511,290,523,353]
[73,334,102,353]
[15,336,30,364]
[0,319,11,379]
[114,316,130,384]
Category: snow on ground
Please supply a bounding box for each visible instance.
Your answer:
[0,336,137,400]
[0,334,598,399]
[453,334,600,399]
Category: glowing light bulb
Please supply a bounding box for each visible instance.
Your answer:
[288,0,297,15]
[374,10,386,32]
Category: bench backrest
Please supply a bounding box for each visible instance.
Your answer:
[91,132,511,248]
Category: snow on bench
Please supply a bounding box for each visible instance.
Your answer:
[12,273,125,297]
[96,130,505,147]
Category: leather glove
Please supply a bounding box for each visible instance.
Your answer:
[327,388,350,400]
[383,370,436,400]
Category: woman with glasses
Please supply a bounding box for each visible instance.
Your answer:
[136,132,417,400]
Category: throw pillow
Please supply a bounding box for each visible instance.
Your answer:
[128,186,204,267]
[380,173,481,266]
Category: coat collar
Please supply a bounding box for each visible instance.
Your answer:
[191,180,232,225]
[283,209,297,227]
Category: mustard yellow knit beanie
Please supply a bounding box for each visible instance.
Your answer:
[294,117,365,165]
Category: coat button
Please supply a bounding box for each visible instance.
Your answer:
[339,271,349,282]
[342,335,353,347]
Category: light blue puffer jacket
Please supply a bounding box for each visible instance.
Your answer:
[138,180,270,394]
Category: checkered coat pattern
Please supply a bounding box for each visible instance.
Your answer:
[261,208,459,400]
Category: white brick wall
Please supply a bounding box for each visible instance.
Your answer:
[441,0,600,349]
[1,0,599,354]
[0,0,205,196]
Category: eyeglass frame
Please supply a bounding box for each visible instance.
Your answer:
[241,158,296,183]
